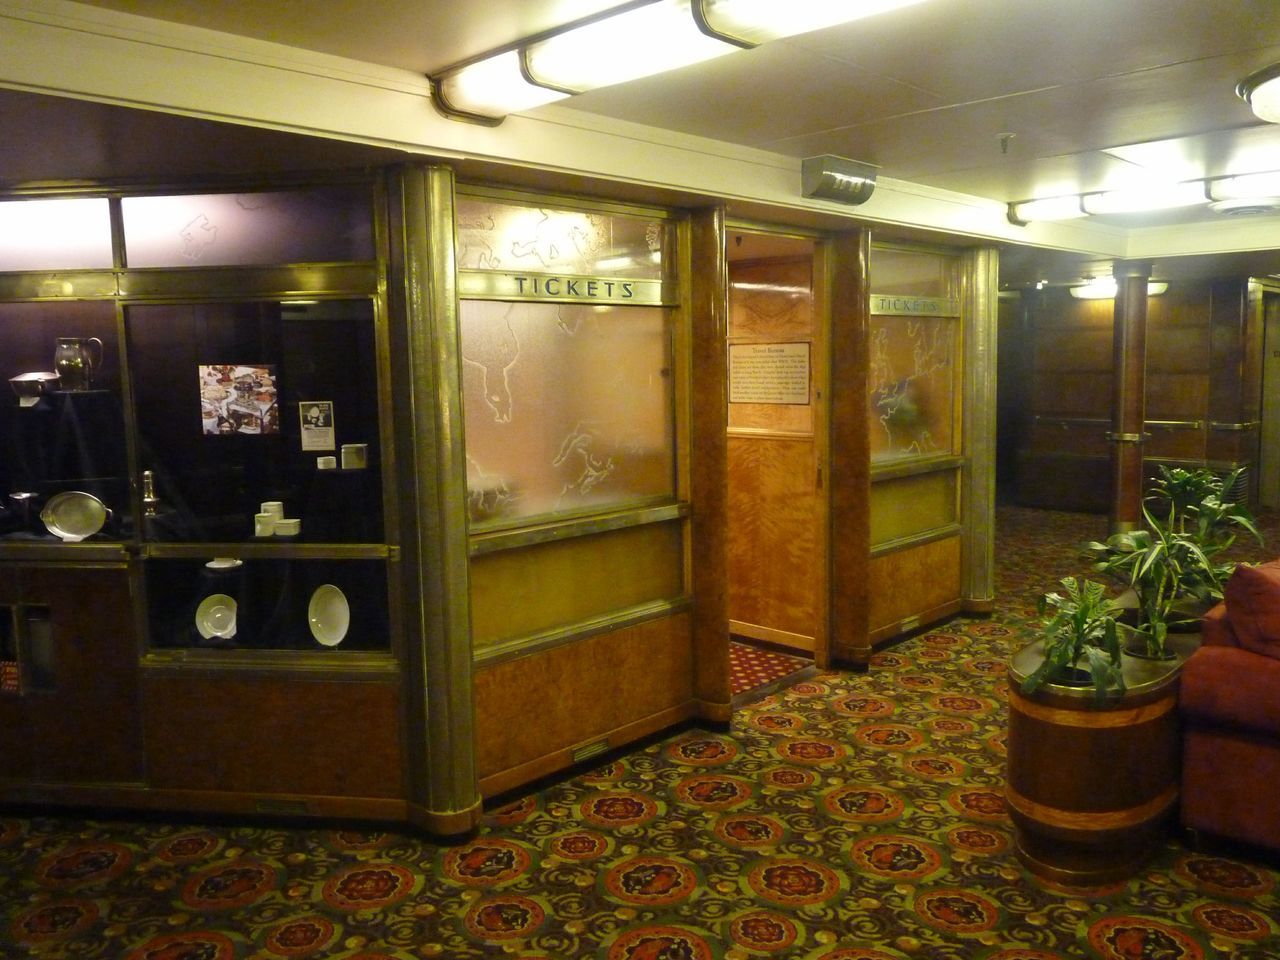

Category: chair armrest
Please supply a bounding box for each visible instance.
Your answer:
[1180,645,1280,737]
[1201,602,1239,647]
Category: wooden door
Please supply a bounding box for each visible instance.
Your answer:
[726,244,826,655]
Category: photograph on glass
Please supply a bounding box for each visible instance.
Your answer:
[198,364,279,436]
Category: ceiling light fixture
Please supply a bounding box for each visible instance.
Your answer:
[1007,195,1087,224]
[1069,277,1168,300]
[696,0,928,45]
[1080,181,1206,216]
[1205,170,1280,201]
[431,0,933,123]
[1010,169,1280,224]
[1237,63,1280,123]
[525,0,739,93]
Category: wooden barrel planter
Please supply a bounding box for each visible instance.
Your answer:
[1005,637,1193,885]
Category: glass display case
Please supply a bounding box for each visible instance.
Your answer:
[0,301,128,543]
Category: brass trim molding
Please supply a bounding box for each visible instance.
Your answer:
[871,454,963,483]
[1033,415,1110,428]
[1146,419,1203,430]
[473,596,692,667]
[469,502,688,556]
[140,650,400,678]
[870,523,962,558]
[1208,420,1261,432]
[143,543,391,560]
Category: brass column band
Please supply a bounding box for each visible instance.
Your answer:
[1006,783,1178,831]
[1105,432,1146,443]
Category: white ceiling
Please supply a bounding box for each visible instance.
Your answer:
[18,0,1280,281]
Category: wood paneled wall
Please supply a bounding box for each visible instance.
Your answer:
[1009,281,1259,512]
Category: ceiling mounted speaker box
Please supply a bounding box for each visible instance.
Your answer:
[801,155,878,205]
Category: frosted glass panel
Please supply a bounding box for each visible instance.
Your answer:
[870,247,956,298]
[122,186,373,267]
[462,300,675,525]
[869,315,957,463]
[0,198,113,271]
[457,197,665,278]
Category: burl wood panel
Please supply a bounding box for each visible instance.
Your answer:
[143,675,403,799]
[728,435,817,641]
[827,231,871,666]
[474,613,693,787]
[689,208,730,714]
[868,535,962,635]
[8,565,144,784]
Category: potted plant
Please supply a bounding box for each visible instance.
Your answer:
[1087,466,1261,658]
[1019,576,1125,699]
[1006,576,1180,884]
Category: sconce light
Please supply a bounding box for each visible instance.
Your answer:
[801,155,878,205]
[1238,63,1280,123]
[431,0,931,123]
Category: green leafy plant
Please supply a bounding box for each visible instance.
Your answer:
[1087,466,1262,656]
[1022,576,1125,700]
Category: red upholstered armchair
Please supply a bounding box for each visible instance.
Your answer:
[1179,561,1280,854]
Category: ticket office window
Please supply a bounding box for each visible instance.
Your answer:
[457,194,684,659]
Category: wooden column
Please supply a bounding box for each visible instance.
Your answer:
[689,207,731,723]
[1109,261,1152,533]
[827,229,871,668]
[1207,280,1262,500]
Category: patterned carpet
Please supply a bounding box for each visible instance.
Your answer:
[730,641,812,696]
[4,506,1280,959]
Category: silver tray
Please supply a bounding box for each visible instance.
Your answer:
[40,491,110,542]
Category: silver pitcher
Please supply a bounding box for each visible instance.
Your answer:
[53,336,103,391]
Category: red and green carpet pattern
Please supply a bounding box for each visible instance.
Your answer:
[730,640,811,696]
[3,507,1280,959]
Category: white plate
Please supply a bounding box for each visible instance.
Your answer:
[40,491,109,542]
[308,584,350,647]
[195,593,238,639]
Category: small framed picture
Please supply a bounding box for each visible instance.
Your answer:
[199,364,279,435]
[299,400,335,451]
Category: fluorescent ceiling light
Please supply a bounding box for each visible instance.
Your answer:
[1069,278,1168,300]
[1008,195,1086,222]
[525,0,738,93]
[1206,170,1280,201]
[699,0,929,44]
[1238,63,1280,123]
[435,51,568,121]
[1080,181,1206,215]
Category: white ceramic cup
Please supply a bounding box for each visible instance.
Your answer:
[254,512,275,537]
[260,500,284,518]
[317,455,337,469]
[274,518,301,536]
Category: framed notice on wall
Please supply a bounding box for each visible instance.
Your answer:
[729,342,811,405]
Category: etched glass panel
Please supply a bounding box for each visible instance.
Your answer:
[868,314,957,463]
[871,246,956,298]
[461,299,674,526]
[0,198,113,271]
[121,186,374,267]
[457,197,665,278]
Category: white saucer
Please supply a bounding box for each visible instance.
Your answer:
[308,584,350,647]
[195,593,238,639]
